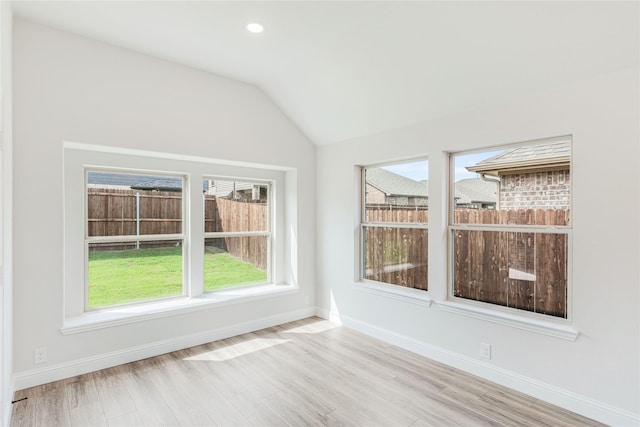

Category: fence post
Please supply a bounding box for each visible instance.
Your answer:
[136,192,140,249]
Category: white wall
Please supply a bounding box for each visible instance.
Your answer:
[317,67,639,425]
[12,19,315,385]
[0,2,12,425]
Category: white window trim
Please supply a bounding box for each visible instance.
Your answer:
[352,281,432,307]
[446,135,574,327]
[63,142,294,332]
[61,283,297,335]
[356,160,431,303]
[436,299,579,341]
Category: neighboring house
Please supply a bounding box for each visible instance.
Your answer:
[88,172,266,198]
[365,168,428,206]
[366,167,497,208]
[87,172,184,192]
[204,179,267,202]
[466,141,570,210]
[454,178,498,209]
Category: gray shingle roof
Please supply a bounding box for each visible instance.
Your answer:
[366,168,428,197]
[87,171,209,191]
[210,180,258,198]
[131,179,183,192]
[88,172,175,188]
[454,178,498,204]
[467,140,570,175]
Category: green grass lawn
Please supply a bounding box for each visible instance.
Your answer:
[88,246,267,309]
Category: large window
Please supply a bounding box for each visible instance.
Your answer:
[203,178,270,291]
[86,171,185,309]
[64,145,287,321]
[449,136,571,318]
[361,159,428,290]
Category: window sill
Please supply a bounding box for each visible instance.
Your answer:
[437,300,579,341]
[353,281,432,307]
[61,284,297,335]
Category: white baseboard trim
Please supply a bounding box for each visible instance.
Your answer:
[316,307,341,324]
[316,308,639,427]
[14,307,315,391]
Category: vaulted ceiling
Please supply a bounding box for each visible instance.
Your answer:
[11,1,639,145]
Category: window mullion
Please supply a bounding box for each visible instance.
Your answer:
[86,233,186,243]
[204,231,270,238]
[189,174,204,298]
[449,224,570,234]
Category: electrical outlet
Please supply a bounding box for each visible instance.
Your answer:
[304,296,310,305]
[34,347,47,364]
[480,343,491,360]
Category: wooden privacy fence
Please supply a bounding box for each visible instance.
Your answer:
[454,208,569,318]
[204,197,268,270]
[88,188,182,236]
[364,205,429,290]
[363,226,428,290]
[365,206,569,318]
[365,206,569,226]
[88,188,267,269]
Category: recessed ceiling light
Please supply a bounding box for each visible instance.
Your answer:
[246,23,264,34]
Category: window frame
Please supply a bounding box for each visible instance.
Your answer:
[202,176,273,291]
[63,143,291,329]
[84,168,188,311]
[358,158,430,294]
[447,136,573,323]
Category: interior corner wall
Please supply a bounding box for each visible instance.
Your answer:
[1,2,12,425]
[12,18,315,385]
[316,67,639,424]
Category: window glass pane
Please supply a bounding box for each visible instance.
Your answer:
[364,160,428,223]
[363,226,428,290]
[453,141,570,225]
[88,240,183,309]
[87,171,183,237]
[204,237,268,291]
[452,230,567,318]
[204,179,268,232]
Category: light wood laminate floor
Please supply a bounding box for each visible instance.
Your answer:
[11,317,603,427]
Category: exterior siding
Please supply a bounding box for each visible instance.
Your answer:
[365,183,387,204]
[366,183,428,206]
[499,169,570,210]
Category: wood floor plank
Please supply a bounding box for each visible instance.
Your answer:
[106,411,144,427]
[64,373,102,411]
[11,317,606,427]
[262,385,334,425]
[226,390,290,427]
[34,382,72,427]
[166,350,251,426]
[91,366,138,420]
[69,401,108,427]
[530,400,605,427]
[145,353,217,426]
[118,360,182,426]
[9,387,37,427]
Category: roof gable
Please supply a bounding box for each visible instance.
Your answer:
[467,140,570,176]
[366,168,428,198]
[454,178,498,204]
